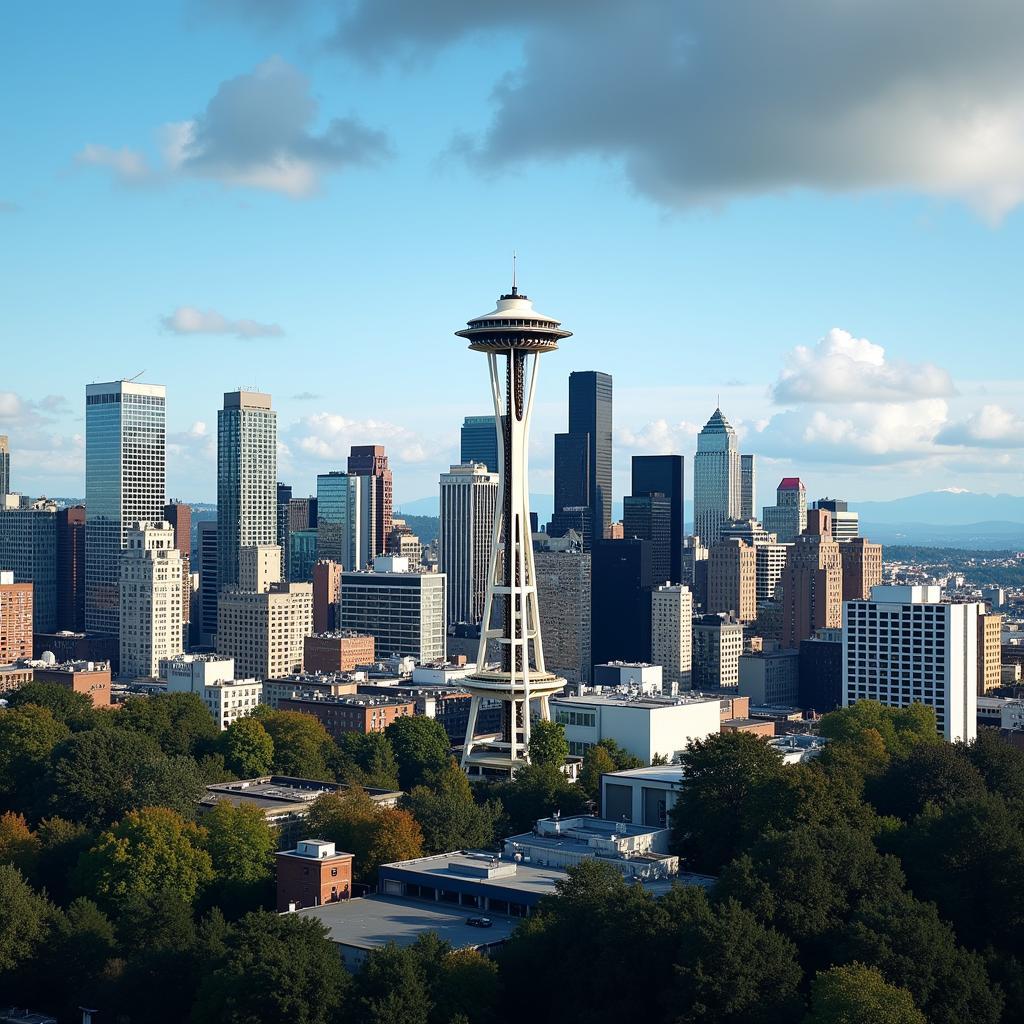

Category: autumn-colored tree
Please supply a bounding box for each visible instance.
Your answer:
[0,811,41,875]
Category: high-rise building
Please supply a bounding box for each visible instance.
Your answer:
[651,583,693,694]
[85,380,166,638]
[631,455,685,584]
[681,535,709,610]
[387,518,422,568]
[693,408,741,546]
[164,501,192,643]
[313,559,343,633]
[119,521,183,680]
[707,537,757,624]
[0,435,8,496]
[0,494,58,633]
[56,505,86,632]
[460,415,501,473]
[622,492,672,585]
[692,613,744,690]
[719,518,789,607]
[340,556,445,664]
[780,508,842,649]
[535,544,592,685]
[198,520,218,646]
[591,538,654,667]
[217,390,277,592]
[347,445,392,558]
[277,483,293,577]
[740,454,756,521]
[456,283,571,775]
[0,570,32,662]
[840,537,883,601]
[762,478,807,544]
[549,431,591,545]
[978,612,1002,695]
[217,547,312,680]
[799,627,843,712]
[815,498,859,541]
[843,585,980,742]
[288,529,318,583]
[288,496,317,532]
[317,471,373,570]
[439,463,499,626]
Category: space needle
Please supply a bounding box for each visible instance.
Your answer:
[457,272,572,777]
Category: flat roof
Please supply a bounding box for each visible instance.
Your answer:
[201,776,402,811]
[602,765,687,785]
[382,851,572,898]
[552,692,719,710]
[295,894,517,952]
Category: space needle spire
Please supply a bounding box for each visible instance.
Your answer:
[456,280,572,777]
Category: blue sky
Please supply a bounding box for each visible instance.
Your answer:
[2,1,1023,509]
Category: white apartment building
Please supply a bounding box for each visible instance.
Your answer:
[651,584,693,694]
[161,653,262,729]
[843,584,981,742]
[119,521,182,680]
[438,462,498,626]
[340,556,446,664]
[550,691,721,763]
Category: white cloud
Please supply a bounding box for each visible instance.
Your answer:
[616,418,704,454]
[286,412,450,468]
[161,306,283,339]
[78,57,390,198]
[937,404,1024,448]
[772,328,954,405]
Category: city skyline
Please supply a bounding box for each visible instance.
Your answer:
[2,6,1024,508]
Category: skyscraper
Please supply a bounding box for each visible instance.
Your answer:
[56,505,86,632]
[720,518,789,607]
[164,501,192,643]
[762,477,807,543]
[439,462,499,626]
[85,380,166,638]
[622,492,672,583]
[707,537,757,623]
[198,520,218,646]
[631,455,685,583]
[0,571,32,662]
[460,415,501,473]
[740,454,756,521]
[591,538,654,667]
[840,536,883,601]
[780,508,842,649]
[317,471,373,570]
[651,583,693,694]
[347,445,392,558]
[815,497,859,541]
[119,521,182,679]
[277,482,293,576]
[571,370,613,542]
[217,390,277,592]
[693,408,741,547]
[535,543,591,685]
[0,495,58,634]
[549,431,592,544]
[456,282,571,775]
[0,435,8,496]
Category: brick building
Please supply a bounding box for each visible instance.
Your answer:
[278,693,415,739]
[276,839,353,912]
[303,631,375,674]
[313,560,343,633]
[0,572,33,662]
[33,659,111,706]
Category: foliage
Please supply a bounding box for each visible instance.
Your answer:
[305,788,424,882]
[76,806,214,911]
[0,703,70,810]
[251,706,335,779]
[332,730,401,790]
[34,816,94,904]
[578,744,616,801]
[385,715,452,790]
[805,963,926,1024]
[818,701,939,759]
[220,714,275,778]
[201,800,277,884]
[528,720,569,770]
[487,762,589,835]
[0,810,41,874]
[194,910,349,1024]
[403,760,500,853]
[869,741,987,820]
[0,864,54,979]
[117,691,219,757]
[8,681,99,730]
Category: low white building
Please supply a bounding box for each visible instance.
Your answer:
[592,662,663,694]
[160,653,262,730]
[600,765,687,827]
[550,691,720,762]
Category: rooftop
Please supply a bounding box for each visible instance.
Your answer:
[778,477,805,490]
[201,776,402,812]
[552,691,719,711]
[382,850,574,898]
[280,694,413,708]
[603,764,687,785]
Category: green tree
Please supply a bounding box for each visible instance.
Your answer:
[0,864,54,985]
[489,762,589,834]
[965,727,1024,803]
[35,817,94,904]
[76,806,214,911]
[354,940,433,1024]
[385,715,452,790]
[579,744,616,801]
[117,692,219,757]
[0,811,41,874]
[431,948,500,1024]
[220,714,275,777]
[194,910,349,1024]
[252,706,335,779]
[870,742,987,821]
[670,731,787,872]
[805,963,925,1024]
[332,730,401,789]
[594,737,644,770]
[8,681,99,730]
[0,703,69,809]
[403,760,499,853]
[305,788,424,882]
[202,800,277,884]
[528,720,569,770]
[818,701,939,759]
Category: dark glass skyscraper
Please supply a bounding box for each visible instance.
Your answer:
[623,492,672,584]
[591,538,653,667]
[460,415,501,473]
[631,454,685,583]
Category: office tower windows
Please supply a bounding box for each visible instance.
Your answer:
[570,371,613,542]
[85,380,166,638]
[198,520,218,646]
[591,538,653,667]
[719,518,789,607]
[780,508,842,649]
[317,471,373,570]
[740,454,756,521]
[439,463,499,626]
[651,584,693,694]
[0,571,32,662]
[815,497,860,541]
[56,505,86,631]
[0,495,58,633]
[692,613,744,690]
[277,482,292,575]
[535,544,592,685]
[840,537,883,601]
[0,435,8,496]
[550,431,592,544]
[707,537,757,623]
[313,559,342,632]
[217,390,277,592]
[622,492,672,584]
[460,415,501,473]
[693,407,740,547]
[347,445,392,558]
[631,455,685,583]
[762,477,807,544]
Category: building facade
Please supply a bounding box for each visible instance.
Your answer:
[631,455,685,584]
[217,390,277,592]
[840,537,883,601]
[843,585,980,742]
[460,414,501,473]
[317,471,373,570]
[303,631,376,674]
[535,546,592,684]
[719,518,789,607]
[707,537,757,623]
[347,445,393,558]
[85,380,166,638]
[56,505,86,632]
[780,508,842,650]
[313,559,343,633]
[591,539,653,668]
[119,521,183,679]
[739,454,756,521]
[198,520,218,646]
[738,648,801,705]
[439,463,499,626]
[815,498,859,541]
[0,435,8,496]
[0,571,32,662]
[693,408,741,547]
[692,613,744,690]
[650,584,693,694]
[278,693,414,738]
[0,495,57,633]
[799,627,843,712]
[762,477,807,544]
[622,492,672,584]
[978,612,1002,695]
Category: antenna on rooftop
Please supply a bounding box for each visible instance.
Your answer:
[127,370,145,382]
[511,249,518,296]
